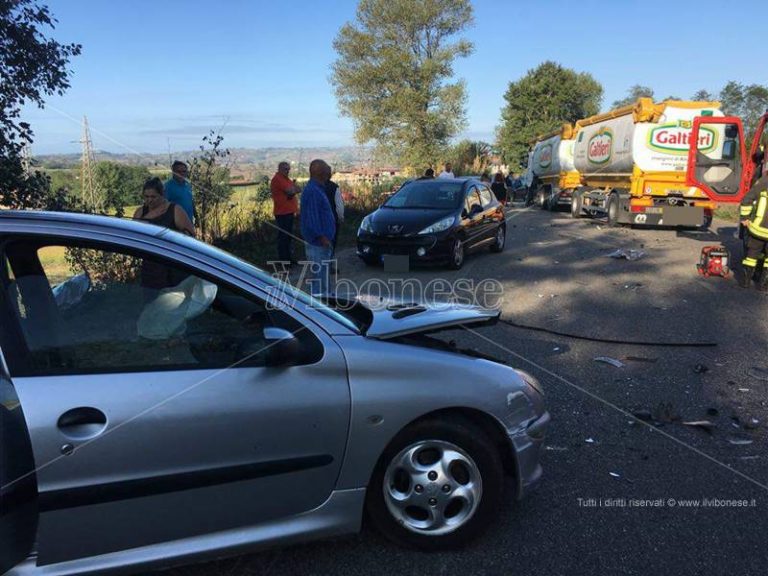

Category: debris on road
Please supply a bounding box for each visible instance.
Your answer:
[744,418,760,430]
[727,436,754,446]
[693,364,709,374]
[585,437,596,444]
[706,408,719,417]
[624,356,658,363]
[545,445,568,452]
[682,420,715,433]
[594,356,625,368]
[632,409,653,421]
[609,472,621,478]
[747,367,768,382]
[606,249,646,261]
[652,402,680,424]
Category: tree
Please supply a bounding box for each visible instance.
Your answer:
[448,140,492,175]
[692,89,715,102]
[331,0,473,170]
[93,161,151,215]
[496,61,603,167]
[718,81,768,139]
[0,1,81,206]
[611,85,654,109]
[189,131,233,241]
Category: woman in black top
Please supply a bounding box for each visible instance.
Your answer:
[491,172,508,205]
[133,178,195,298]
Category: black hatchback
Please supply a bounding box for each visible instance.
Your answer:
[357,178,506,269]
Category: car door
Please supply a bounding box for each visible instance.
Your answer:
[0,353,37,575]
[0,234,351,567]
[476,184,502,243]
[462,186,484,249]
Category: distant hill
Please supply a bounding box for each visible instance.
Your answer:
[36,146,378,171]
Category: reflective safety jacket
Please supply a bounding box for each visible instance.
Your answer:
[740,176,768,240]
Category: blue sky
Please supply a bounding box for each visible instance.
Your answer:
[24,0,765,155]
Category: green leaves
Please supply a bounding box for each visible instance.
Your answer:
[331,0,473,170]
[496,61,603,168]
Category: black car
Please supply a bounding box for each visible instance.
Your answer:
[357,178,506,269]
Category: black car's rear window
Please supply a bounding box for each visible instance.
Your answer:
[384,181,463,209]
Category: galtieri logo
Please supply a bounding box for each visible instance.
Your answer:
[648,123,718,155]
[587,128,613,165]
[538,143,553,168]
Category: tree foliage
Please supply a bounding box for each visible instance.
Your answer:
[496,61,603,167]
[93,161,151,215]
[718,81,768,140]
[0,0,81,206]
[611,85,654,109]
[331,0,473,169]
[447,140,492,176]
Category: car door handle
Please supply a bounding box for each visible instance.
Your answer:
[57,407,108,440]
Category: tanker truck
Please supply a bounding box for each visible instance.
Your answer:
[569,98,725,227]
[527,124,581,210]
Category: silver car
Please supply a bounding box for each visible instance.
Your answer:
[0,211,549,575]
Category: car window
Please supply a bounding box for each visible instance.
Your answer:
[464,187,482,215]
[0,239,322,376]
[478,185,495,208]
[383,181,464,209]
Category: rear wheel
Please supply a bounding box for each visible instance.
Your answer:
[490,225,505,253]
[571,191,583,219]
[548,189,558,212]
[537,188,547,210]
[606,192,621,227]
[366,418,504,550]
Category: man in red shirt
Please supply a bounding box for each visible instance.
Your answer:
[270,161,300,264]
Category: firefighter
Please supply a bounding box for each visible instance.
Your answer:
[738,171,768,290]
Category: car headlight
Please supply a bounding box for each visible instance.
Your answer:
[359,215,374,233]
[418,216,455,235]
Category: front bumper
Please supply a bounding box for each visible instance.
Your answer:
[509,410,550,499]
[356,231,453,263]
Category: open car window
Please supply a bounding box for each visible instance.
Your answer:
[0,238,323,377]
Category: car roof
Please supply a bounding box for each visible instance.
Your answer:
[0,209,165,237]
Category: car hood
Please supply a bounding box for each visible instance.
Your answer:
[368,207,457,235]
[323,295,500,339]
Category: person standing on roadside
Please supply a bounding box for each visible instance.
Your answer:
[164,161,195,224]
[491,172,508,205]
[271,161,300,264]
[438,162,454,179]
[418,168,435,180]
[323,165,345,259]
[301,159,336,296]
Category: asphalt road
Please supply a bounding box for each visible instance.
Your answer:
[160,203,768,576]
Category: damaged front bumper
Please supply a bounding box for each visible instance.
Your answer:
[509,409,550,499]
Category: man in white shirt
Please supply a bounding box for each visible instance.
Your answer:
[437,162,455,179]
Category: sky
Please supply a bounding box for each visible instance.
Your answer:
[23,0,766,155]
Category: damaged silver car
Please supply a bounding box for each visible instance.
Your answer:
[0,211,548,576]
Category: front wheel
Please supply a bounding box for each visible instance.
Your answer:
[448,238,465,270]
[366,418,504,550]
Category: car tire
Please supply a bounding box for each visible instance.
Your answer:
[571,191,583,219]
[448,238,465,270]
[366,417,504,551]
[606,192,621,228]
[490,225,505,253]
[547,189,558,212]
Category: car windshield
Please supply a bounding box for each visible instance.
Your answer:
[383,181,463,209]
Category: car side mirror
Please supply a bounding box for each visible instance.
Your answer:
[263,327,300,367]
[470,204,483,216]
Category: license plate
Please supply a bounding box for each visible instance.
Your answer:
[383,254,410,273]
[664,206,704,226]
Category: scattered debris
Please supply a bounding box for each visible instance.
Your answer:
[614,282,644,290]
[738,388,750,393]
[727,436,754,446]
[607,248,646,261]
[693,364,709,374]
[744,418,760,430]
[706,408,719,417]
[585,437,596,444]
[552,347,561,352]
[682,420,715,433]
[545,445,568,452]
[624,356,658,363]
[739,455,761,461]
[747,367,768,382]
[594,356,625,368]
[632,410,653,421]
[652,402,680,424]
[609,472,621,478]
